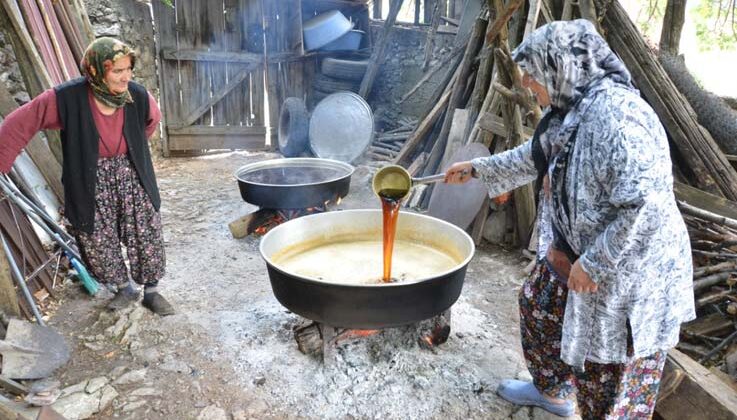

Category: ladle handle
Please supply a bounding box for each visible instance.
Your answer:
[412,169,469,185]
[412,174,445,185]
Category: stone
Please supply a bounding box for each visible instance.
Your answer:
[99,385,119,412]
[106,316,129,337]
[130,387,162,397]
[159,359,191,374]
[109,366,127,379]
[60,381,88,397]
[52,391,101,420]
[85,377,109,394]
[196,405,228,420]
[129,306,147,323]
[132,346,162,363]
[121,320,140,345]
[122,400,147,412]
[232,410,248,420]
[84,342,105,351]
[113,368,147,385]
[253,376,266,386]
[246,400,269,416]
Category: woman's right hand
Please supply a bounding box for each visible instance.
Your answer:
[444,161,474,184]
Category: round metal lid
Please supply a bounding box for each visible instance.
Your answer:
[309,92,374,163]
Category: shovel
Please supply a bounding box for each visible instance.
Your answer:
[0,319,70,380]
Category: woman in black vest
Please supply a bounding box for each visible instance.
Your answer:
[0,37,174,316]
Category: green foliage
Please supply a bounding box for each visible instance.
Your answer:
[160,0,174,7]
[693,0,737,51]
[635,0,667,40]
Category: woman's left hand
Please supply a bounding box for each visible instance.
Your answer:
[568,260,598,293]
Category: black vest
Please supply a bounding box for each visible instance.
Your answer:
[54,78,161,233]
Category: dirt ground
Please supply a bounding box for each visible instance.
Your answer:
[23,152,579,420]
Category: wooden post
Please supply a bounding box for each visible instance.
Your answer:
[0,241,21,318]
[359,0,405,99]
[423,0,442,70]
[660,0,687,56]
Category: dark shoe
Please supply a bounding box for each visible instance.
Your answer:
[142,292,175,316]
[106,287,140,311]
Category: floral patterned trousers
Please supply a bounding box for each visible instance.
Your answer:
[519,260,667,419]
[75,156,165,287]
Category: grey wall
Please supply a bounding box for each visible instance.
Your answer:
[368,23,457,130]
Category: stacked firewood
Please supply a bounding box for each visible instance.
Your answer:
[678,200,737,370]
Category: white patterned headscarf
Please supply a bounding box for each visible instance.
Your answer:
[511,19,634,112]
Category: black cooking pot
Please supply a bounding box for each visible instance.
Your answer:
[259,210,475,329]
[235,158,354,209]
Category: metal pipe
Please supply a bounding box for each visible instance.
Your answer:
[0,233,44,326]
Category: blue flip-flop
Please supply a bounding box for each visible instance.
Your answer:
[496,379,575,417]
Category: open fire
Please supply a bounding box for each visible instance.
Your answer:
[230,197,342,238]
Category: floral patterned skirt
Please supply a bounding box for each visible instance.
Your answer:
[75,156,165,287]
[519,260,666,419]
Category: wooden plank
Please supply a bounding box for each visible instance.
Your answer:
[162,49,264,64]
[206,0,228,125]
[393,88,452,164]
[168,126,267,136]
[152,0,178,156]
[228,209,277,239]
[171,63,259,128]
[359,0,404,98]
[0,82,63,200]
[682,313,734,337]
[245,0,265,128]
[223,0,246,127]
[168,134,267,151]
[0,236,21,317]
[176,0,205,126]
[655,349,737,420]
[477,111,535,138]
[674,182,737,222]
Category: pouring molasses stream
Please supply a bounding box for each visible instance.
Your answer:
[372,165,471,282]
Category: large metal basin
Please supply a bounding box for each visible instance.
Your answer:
[235,158,353,209]
[259,210,475,329]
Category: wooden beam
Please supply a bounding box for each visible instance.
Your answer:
[170,63,259,128]
[674,181,737,222]
[656,349,737,419]
[477,111,535,138]
[163,49,264,64]
[167,134,266,151]
[0,239,20,317]
[485,0,525,45]
[393,87,452,164]
[359,0,404,98]
[168,126,267,136]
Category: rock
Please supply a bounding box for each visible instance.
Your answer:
[132,347,162,363]
[122,400,147,412]
[253,376,266,386]
[130,387,161,397]
[413,375,430,390]
[246,400,269,416]
[84,342,105,351]
[129,306,147,323]
[60,381,88,397]
[232,410,248,420]
[109,366,127,379]
[196,405,228,420]
[113,368,147,385]
[52,391,101,420]
[159,359,191,374]
[98,385,118,412]
[120,320,140,345]
[85,377,109,394]
[106,316,129,337]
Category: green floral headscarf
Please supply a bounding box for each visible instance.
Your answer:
[80,37,137,108]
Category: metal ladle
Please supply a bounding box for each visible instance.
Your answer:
[372,165,458,200]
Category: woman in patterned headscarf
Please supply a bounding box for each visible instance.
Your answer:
[0,37,175,316]
[446,20,693,418]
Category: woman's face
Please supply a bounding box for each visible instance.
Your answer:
[522,72,550,107]
[103,55,133,94]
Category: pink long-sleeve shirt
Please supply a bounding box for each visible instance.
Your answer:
[0,87,161,173]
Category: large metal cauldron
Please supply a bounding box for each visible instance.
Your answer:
[235,158,354,209]
[260,210,475,329]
